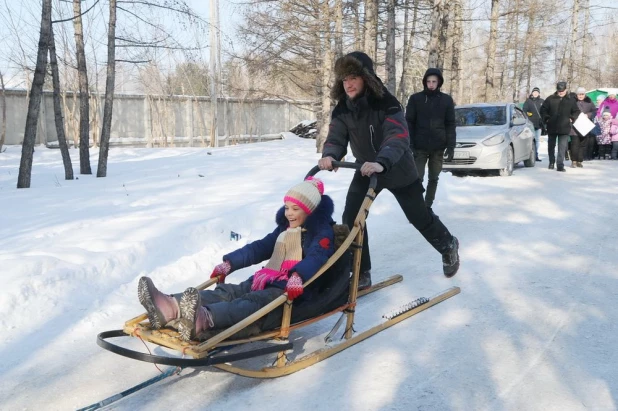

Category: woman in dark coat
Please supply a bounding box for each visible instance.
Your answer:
[137,177,335,341]
[571,87,596,166]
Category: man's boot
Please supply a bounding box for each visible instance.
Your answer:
[570,161,577,168]
[577,161,583,168]
[357,270,372,290]
[557,165,566,172]
[442,237,460,278]
[420,217,460,278]
[548,163,555,170]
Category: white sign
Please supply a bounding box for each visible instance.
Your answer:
[573,113,595,136]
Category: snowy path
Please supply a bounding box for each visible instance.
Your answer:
[0,137,617,410]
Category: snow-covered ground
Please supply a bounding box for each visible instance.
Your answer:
[1,135,617,411]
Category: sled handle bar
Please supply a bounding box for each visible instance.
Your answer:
[305,161,378,190]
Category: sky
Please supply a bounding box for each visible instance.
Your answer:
[1,134,617,410]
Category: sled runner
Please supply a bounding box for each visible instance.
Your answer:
[96,162,460,377]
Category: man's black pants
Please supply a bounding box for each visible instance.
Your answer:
[342,172,450,273]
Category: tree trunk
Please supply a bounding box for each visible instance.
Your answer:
[0,70,6,152]
[363,0,378,61]
[484,0,500,102]
[73,0,91,174]
[17,0,51,188]
[427,0,443,68]
[399,0,420,101]
[49,24,74,180]
[334,0,343,58]
[384,0,396,94]
[450,0,462,104]
[352,0,362,51]
[317,0,332,153]
[510,0,520,102]
[581,0,590,83]
[567,0,580,87]
[437,0,450,71]
[96,0,117,178]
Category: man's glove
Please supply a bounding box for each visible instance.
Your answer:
[210,260,231,283]
[285,273,304,300]
[444,147,455,162]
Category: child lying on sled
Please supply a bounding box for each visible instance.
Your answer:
[138,177,335,342]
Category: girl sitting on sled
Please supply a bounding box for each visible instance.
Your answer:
[137,177,335,342]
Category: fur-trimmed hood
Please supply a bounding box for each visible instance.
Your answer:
[275,194,335,232]
[331,52,385,101]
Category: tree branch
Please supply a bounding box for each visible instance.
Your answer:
[52,0,100,23]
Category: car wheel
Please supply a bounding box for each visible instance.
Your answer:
[523,141,536,167]
[499,145,514,176]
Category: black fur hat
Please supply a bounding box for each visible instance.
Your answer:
[331,51,385,101]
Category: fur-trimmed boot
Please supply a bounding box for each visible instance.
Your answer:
[178,287,214,342]
[137,276,179,329]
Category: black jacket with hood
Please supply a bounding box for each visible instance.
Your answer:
[540,92,581,136]
[522,95,545,130]
[323,51,418,189]
[404,68,456,152]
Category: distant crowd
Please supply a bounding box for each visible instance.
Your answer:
[523,85,618,172]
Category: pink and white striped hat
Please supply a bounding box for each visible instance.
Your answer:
[283,176,324,215]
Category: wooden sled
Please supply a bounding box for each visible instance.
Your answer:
[97,161,461,377]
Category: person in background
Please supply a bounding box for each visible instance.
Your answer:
[405,68,457,212]
[596,93,618,119]
[596,109,614,159]
[540,81,581,172]
[570,87,596,167]
[611,115,618,160]
[523,87,545,162]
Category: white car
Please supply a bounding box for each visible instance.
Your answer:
[443,103,536,176]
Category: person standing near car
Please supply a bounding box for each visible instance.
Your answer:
[570,87,596,167]
[318,52,460,290]
[540,81,581,172]
[522,87,544,162]
[404,68,456,214]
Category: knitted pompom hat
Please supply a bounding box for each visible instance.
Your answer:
[283,176,324,215]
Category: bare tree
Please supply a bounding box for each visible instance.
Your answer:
[17,0,52,189]
[334,0,343,58]
[0,70,6,152]
[384,0,396,94]
[73,0,91,174]
[364,0,378,60]
[484,0,500,102]
[317,0,333,153]
[450,0,462,103]
[567,0,579,87]
[96,0,117,178]
[427,0,445,69]
[49,23,74,180]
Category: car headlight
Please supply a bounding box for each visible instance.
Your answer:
[482,134,505,146]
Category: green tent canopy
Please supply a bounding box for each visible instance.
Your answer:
[586,88,618,103]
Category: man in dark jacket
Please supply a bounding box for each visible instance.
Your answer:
[405,68,456,212]
[522,87,544,161]
[318,51,460,289]
[540,82,581,172]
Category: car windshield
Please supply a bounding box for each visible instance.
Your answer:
[455,106,507,126]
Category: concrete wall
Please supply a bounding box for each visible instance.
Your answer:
[1,89,315,147]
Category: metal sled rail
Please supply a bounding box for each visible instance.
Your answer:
[97,329,294,367]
